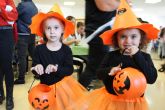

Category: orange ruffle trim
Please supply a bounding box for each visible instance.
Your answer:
[67,87,148,110]
[30,76,87,110]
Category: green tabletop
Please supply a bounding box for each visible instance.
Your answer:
[71,44,89,55]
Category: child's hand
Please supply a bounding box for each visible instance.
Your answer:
[108,64,121,76]
[74,39,80,45]
[31,64,44,75]
[123,46,139,56]
[45,64,58,74]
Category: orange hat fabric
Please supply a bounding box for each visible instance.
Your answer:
[100,0,159,45]
[29,4,74,39]
[49,3,64,16]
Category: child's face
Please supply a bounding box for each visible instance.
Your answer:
[117,28,141,50]
[77,26,85,36]
[44,18,64,42]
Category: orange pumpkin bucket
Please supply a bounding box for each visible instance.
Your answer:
[28,84,56,110]
[113,67,147,99]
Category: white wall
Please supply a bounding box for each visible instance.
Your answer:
[135,11,165,29]
[35,3,164,28]
[35,3,85,19]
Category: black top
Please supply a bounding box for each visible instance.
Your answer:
[96,50,157,95]
[85,0,116,44]
[32,44,73,85]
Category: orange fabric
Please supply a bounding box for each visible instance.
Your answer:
[67,87,148,110]
[100,0,159,45]
[29,76,87,110]
[29,12,75,39]
[51,76,87,110]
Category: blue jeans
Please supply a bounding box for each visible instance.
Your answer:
[17,34,35,79]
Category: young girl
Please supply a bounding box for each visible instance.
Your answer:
[29,7,87,110]
[67,0,159,110]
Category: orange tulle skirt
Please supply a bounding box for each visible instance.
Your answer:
[30,76,87,110]
[66,87,148,110]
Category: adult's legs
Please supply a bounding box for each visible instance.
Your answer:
[0,29,14,109]
[0,71,5,104]
[28,34,36,59]
[14,35,29,84]
[78,44,109,88]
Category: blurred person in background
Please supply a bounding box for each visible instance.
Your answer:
[14,0,38,84]
[0,0,18,109]
[78,0,132,90]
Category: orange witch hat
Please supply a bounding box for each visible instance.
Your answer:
[49,3,64,16]
[100,0,159,45]
[29,4,75,39]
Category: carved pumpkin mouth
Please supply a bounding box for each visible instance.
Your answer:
[42,105,49,110]
[35,105,49,110]
[35,108,40,110]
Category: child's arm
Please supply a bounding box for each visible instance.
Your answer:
[54,47,73,78]
[132,51,157,84]
[31,46,44,75]
[108,64,121,76]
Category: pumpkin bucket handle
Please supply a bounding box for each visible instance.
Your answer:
[28,70,40,93]
[28,70,57,97]
[119,48,127,67]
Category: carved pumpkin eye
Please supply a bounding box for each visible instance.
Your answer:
[113,67,147,99]
[28,84,56,110]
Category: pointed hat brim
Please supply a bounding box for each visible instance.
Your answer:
[100,0,159,45]
[29,12,74,39]
[101,23,159,45]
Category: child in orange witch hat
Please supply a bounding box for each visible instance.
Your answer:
[67,0,159,110]
[29,4,87,110]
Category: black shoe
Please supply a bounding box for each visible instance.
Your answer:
[6,97,14,110]
[0,95,5,104]
[158,68,165,72]
[14,79,25,84]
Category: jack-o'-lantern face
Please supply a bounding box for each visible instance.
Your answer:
[113,67,147,98]
[31,97,49,110]
[113,72,130,94]
[28,84,56,110]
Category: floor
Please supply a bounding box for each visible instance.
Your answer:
[0,51,165,110]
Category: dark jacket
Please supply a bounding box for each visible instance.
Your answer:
[17,0,38,34]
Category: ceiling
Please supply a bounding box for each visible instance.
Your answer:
[14,0,165,16]
[14,0,165,27]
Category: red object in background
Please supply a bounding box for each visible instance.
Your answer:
[12,22,18,43]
